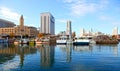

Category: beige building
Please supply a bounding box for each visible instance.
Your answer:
[0,15,38,37]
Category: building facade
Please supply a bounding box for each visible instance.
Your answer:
[112,27,118,35]
[40,12,55,35]
[0,15,38,37]
[66,20,72,39]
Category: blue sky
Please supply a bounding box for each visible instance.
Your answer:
[0,0,120,35]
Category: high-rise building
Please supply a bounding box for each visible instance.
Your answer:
[66,20,72,39]
[80,28,85,36]
[112,27,118,35]
[40,12,55,35]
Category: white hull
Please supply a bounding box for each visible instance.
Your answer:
[19,39,29,44]
[73,39,90,45]
[56,40,67,44]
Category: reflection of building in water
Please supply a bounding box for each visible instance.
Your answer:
[0,43,8,48]
[0,45,37,67]
[73,45,92,52]
[19,47,24,68]
[113,45,118,56]
[66,45,72,62]
[39,45,55,68]
[97,44,118,56]
[0,54,15,64]
[58,45,72,62]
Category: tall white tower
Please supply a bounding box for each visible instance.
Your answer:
[80,28,85,36]
[40,12,55,35]
[66,20,72,39]
[112,27,118,35]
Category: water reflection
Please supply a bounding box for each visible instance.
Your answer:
[57,45,73,62]
[0,43,120,71]
[0,44,37,68]
[96,44,118,56]
[57,44,119,63]
[0,43,8,48]
[73,45,92,52]
[37,44,55,68]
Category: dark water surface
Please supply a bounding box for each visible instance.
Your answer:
[0,43,120,71]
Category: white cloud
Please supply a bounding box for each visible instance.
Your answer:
[56,19,67,23]
[63,0,79,3]
[1,61,19,71]
[112,21,120,25]
[99,15,112,21]
[0,7,20,21]
[62,0,109,16]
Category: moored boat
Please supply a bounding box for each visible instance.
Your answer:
[35,37,51,44]
[56,35,67,44]
[14,38,29,45]
[73,37,90,45]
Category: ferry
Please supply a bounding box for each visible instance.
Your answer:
[73,37,90,45]
[56,35,68,44]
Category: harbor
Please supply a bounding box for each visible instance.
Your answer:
[0,1,120,71]
[0,43,120,71]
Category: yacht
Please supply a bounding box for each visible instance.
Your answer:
[73,37,90,45]
[56,35,68,44]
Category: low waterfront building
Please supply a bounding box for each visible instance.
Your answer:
[0,15,39,37]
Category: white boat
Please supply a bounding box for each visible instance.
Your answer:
[73,37,90,45]
[56,35,68,44]
[19,38,29,44]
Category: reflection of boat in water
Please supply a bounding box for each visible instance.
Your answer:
[73,37,90,45]
[73,45,90,52]
[56,45,66,48]
[18,44,29,47]
[0,43,8,48]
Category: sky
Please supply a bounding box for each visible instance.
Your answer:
[0,0,120,35]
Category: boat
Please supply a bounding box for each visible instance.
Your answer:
[35,37,51,44]
[14,38,29,45]
[73,37,90,45]
[19,38,29,44]
[56,35,68,44]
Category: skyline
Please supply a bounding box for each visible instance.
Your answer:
[0,0,120,35]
